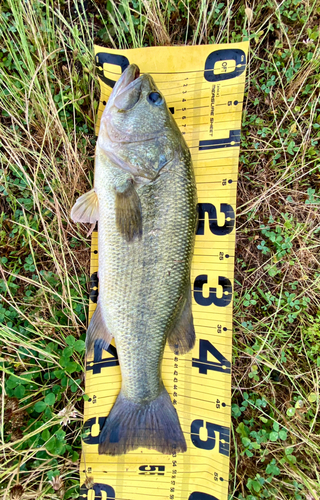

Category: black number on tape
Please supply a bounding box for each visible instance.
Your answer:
[82,416,106,444]
[196,203,235,235]
[193,275,232,307]
[80,482,115,499]
[191,420,230,456]
[89,272,99,303]
[192,339,231,374]
[95,53,130,88]
[139,465,165,475]
[86,342,119,375]
[199,129,240,150]
[189,493,219,500]
[204,49,246,82]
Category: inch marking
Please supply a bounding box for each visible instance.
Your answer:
[192,339,231,375]
[191,419,230,456]
[197,203,235,236]
[86,342,119,374]
[176,113,210,121]
[89,272,98,303]
[80,482,115,499]
[189,493,219,500]
[216,100,243,106]
[193,275,232,307]
[214,109,242,116]
[199,130,240,150]
[83,416,106,445]
[176,105,209,111]
[89,45,248,500]
[139,465,165,475]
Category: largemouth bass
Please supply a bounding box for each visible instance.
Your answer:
[71,64,197,455]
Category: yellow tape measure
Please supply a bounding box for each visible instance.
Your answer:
[80,42,249,500]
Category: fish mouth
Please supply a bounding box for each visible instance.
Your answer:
[104,64,141,112]
[116,64,141,95]
[113,65,143,111]
[113,65,141,99]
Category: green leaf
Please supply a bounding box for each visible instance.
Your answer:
[74,339,85,352]
[287,454,297,464]
[44,393,56,406]
[55,429,66,441]
[34,401,47,412]
[286,407,295,417]
[252,442,260,450]
[65,335,75,346]
[252,480,261,492]
[14,384,25,398]
[308,392,317,403]
[266,462,280,476]
[232,404,242,417]
[279,429,287,440]
[41,429,50,441]
[242,437,251,447]
[269,431,278,442]
[273,422,280,432]
[47,469,60,481]
[236,422,249,438]
[268,266,278,277]
[72,451,79,462]
[65,361,80,374]
[45,437,57,453]
[6,375,20,389]
[53,369,64,379]
[259,416,268,423]
[54,441,66,456]
[62,346,73,358]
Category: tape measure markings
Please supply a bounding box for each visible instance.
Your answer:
[83,381,231,404]
[81,43,248,500]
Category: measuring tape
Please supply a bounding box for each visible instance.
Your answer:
[80,42,249,500]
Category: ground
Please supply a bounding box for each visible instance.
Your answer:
[0,1,319,499]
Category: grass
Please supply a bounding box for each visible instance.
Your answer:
[0,0,319,498]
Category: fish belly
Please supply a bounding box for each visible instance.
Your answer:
[95,150,197,454]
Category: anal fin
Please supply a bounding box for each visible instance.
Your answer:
[86,300,113,355]
[115,179,142,242]
[71,188,99,224]
[167,286,195,355]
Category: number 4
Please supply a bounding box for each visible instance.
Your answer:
[192,340,231,375]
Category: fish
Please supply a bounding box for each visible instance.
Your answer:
[71,64,197,455]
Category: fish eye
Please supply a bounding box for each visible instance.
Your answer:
[147,92,163,106]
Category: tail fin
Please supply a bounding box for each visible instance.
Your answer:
[98,388,186,455]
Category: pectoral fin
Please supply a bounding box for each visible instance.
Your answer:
[167,286,195,355]
[71,188,99,224]
[115,180,142,242]
[86,300,113,355]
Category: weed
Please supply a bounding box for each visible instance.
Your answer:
[1,0,320,498]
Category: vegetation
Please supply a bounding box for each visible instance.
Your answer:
[0,0,319,498]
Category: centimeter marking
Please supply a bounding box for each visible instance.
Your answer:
[80,43,248,500]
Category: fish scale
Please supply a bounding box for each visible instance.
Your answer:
[72,65,197,455]
[96,153,196,403]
